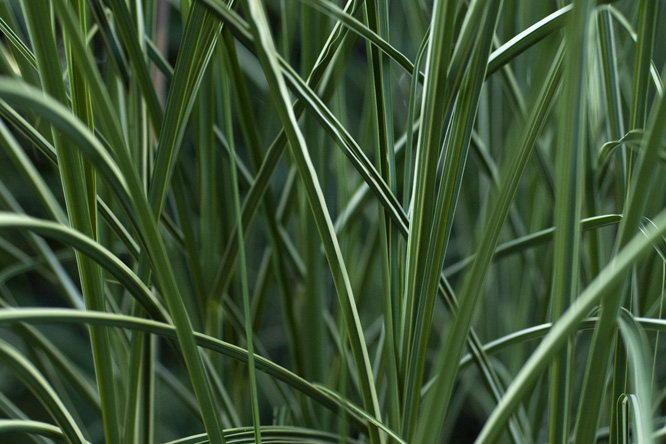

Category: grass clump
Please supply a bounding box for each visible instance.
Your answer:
[0,0,665,443]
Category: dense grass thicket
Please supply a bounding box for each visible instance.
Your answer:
[0,0,665,442]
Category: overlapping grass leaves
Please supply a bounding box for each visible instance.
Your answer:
[0,1,664,443]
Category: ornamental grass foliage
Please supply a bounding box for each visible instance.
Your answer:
[0,0,664,443]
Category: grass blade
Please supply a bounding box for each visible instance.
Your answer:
[0,340,87,444]
[19,2,120,441]
[240,0,383,441]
